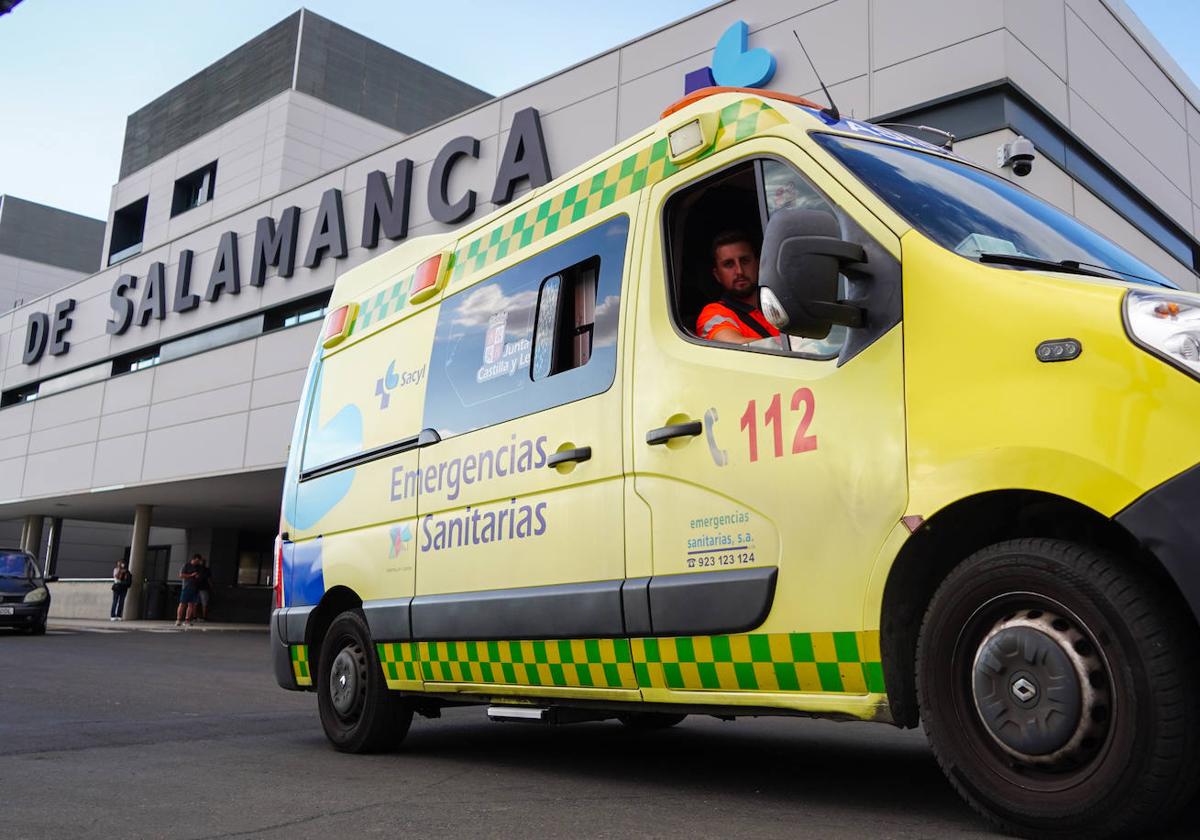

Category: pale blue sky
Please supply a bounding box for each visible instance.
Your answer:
[0,0,1195,221]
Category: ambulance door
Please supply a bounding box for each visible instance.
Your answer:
[628,138,906,704]
[411,212,638,697]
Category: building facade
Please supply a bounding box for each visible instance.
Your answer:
[2,0,1198,621]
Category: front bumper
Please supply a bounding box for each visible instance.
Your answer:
[1115,462,1200,626]
[0,603,48,628]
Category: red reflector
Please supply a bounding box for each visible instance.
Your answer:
[412,253,443,296]
[324,305,351,341]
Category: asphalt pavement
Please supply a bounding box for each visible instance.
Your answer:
[0,626,1192,839]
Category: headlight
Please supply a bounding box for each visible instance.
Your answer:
[1125,290,1200,379]
[23,587,48,604]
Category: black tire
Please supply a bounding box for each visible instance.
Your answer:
[917,538,1200,839]
[617,711,687,730]
[30,618,46,635]
[316,609,412,753]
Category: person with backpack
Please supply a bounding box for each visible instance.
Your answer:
[110,560,132,621]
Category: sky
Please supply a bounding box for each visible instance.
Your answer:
[0,0,1196,221]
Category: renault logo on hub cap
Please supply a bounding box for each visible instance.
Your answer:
[1011,676,1038,703]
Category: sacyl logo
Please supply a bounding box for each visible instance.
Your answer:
[684,20,777,94]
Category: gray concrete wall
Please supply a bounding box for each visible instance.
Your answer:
[119,12,300,179]
[0,196,105,274]
[0,0,1197,510]
[46,580,112,619]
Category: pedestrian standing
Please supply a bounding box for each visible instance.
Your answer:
[194,555,212,622]
[110,560,132,621]
[175,554,201,627]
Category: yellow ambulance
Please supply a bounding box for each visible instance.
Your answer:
[271,86,1200,838]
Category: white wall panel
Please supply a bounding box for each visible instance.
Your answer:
[142,413,249,481]
[1004,0,1068,80]
[27,417,99,455]
[1069,92,1193,231]
[243,403,297,468]
[98,406,149,440]
[147,382,252,430]
[150,342,255,403]
[22,441,95,497]
[91,433,146,487]
[250,369,307,410]
[873,30,1006,118]
[1066,11,1189,188]
[871,0,1002,70]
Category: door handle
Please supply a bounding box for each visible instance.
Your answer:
[546,446,592,467]
[646,421,702,445]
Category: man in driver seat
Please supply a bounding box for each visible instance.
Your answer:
[696,230,780,345]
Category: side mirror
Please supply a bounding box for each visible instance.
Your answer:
[759,209,867,338]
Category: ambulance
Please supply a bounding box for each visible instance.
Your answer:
[270,86,1200,838]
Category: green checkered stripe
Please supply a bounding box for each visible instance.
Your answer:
[348,270,415,336]
[377,638,638,690]
[631,631,885,694]
[290,645,312,687]
[346,97,785,340]
[445,96,786,287]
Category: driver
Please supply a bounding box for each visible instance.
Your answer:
[695,230,780,345]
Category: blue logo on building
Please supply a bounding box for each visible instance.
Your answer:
[685,20,777,94]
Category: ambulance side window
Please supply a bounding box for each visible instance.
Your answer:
[664,157,847,359]
[532,257,599,381]
[423,215,627,437]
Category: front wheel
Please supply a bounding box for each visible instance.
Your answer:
[316,609,412,753]
[917,538,1199,839]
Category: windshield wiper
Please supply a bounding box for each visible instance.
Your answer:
[978,252,1167,286]
[978,252,1114,279]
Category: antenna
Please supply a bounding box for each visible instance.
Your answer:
[793,30,839,122]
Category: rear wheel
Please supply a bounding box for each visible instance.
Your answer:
[316,609,412,753]
[617,711,687,730]
[917,538,1199,839]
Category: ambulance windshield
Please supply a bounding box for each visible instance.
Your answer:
[813,133,1173,288]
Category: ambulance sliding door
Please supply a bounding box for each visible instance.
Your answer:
[411,212,638,700]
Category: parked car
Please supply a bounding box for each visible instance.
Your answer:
[0,548,51,634]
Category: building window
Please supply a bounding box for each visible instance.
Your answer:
[0,383,39,408]
[263,291,331,331]
[112,347,161,375]
[237,549,271,586]
[108,197,148,265]
[170,162,218,217]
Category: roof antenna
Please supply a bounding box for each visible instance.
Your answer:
[793,30,839,122]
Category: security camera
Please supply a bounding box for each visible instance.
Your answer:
[997,136,1036,176]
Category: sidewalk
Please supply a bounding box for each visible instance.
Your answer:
[49,617,268,633]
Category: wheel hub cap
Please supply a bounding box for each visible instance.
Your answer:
[971,608,1110,767]
[330,648,360,716]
